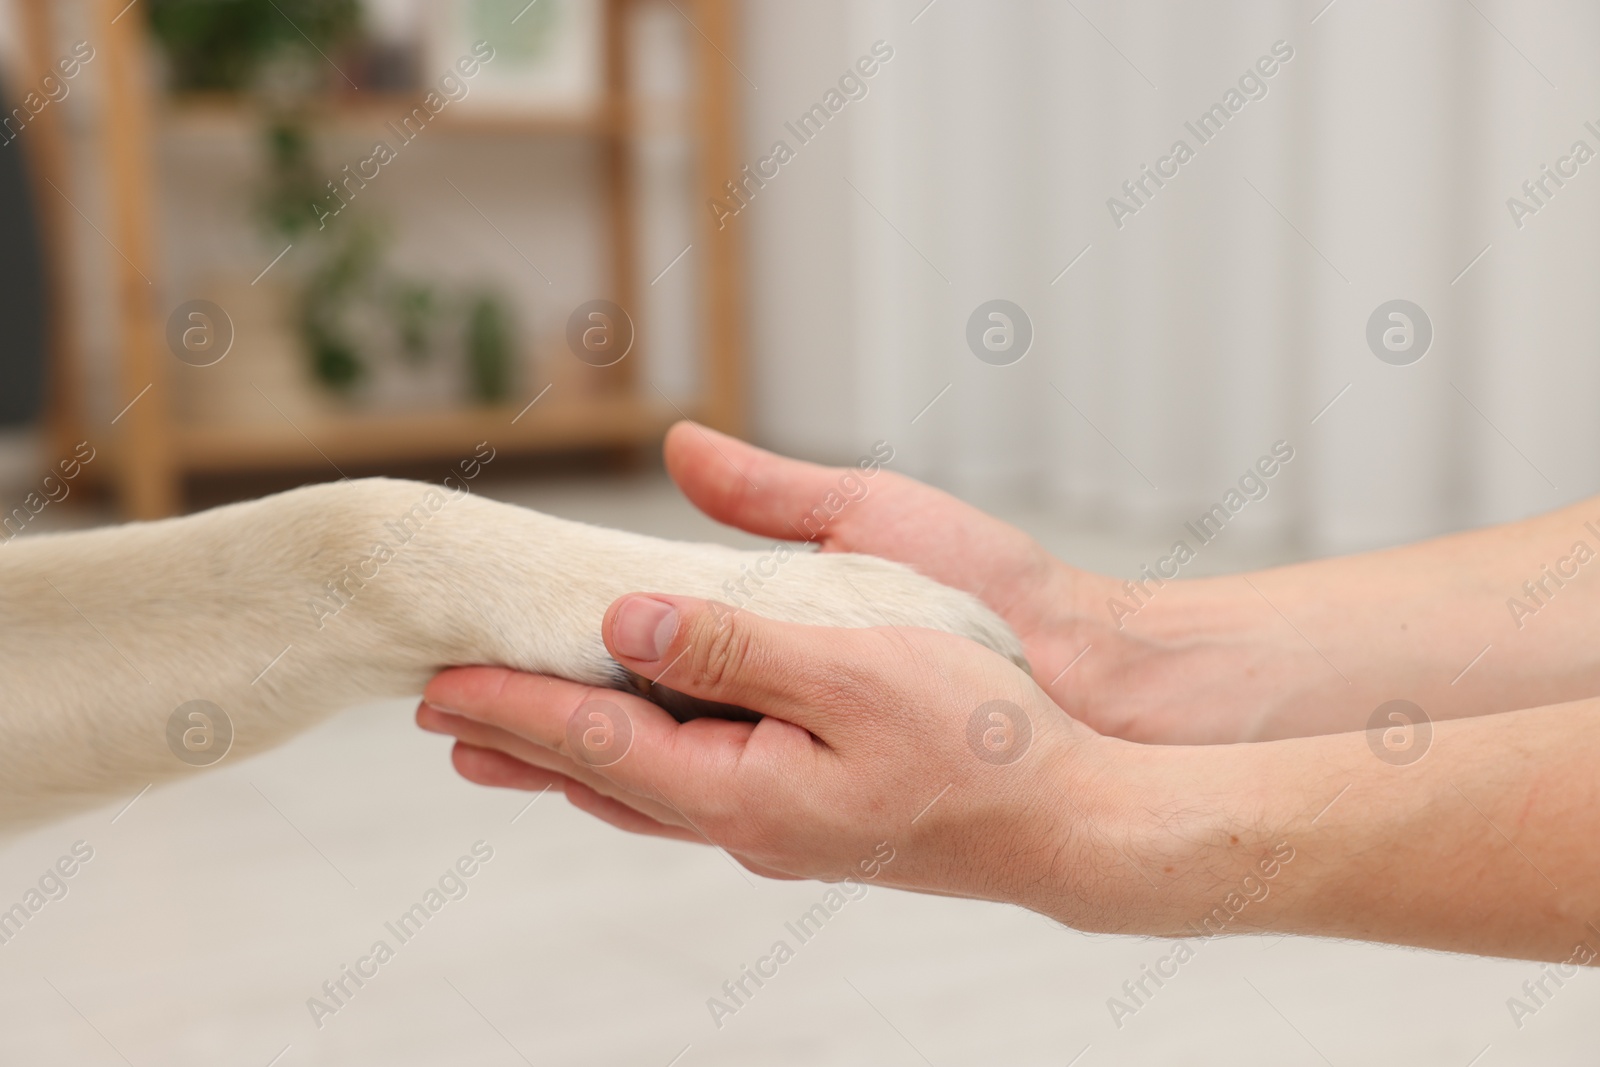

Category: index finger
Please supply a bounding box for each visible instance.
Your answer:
[664,421,862,544]
[423,666,763,807]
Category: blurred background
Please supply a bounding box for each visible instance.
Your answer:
[0,0,1597,1064]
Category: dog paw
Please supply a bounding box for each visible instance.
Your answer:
[601,540,1030,719]
[373,487,1029,718]
[707,547,1028,668]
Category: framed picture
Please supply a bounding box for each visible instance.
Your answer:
[426,0,603,115]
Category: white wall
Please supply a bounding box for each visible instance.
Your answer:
[9,0,1599,560]
[739,0,1600,556]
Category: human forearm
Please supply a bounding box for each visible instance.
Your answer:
[1043,699,1600,963]
[1052,495,1600,741]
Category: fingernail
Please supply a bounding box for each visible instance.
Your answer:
[614,596,678,661]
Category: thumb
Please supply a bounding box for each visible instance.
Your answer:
[664,421,882,544]
[604,593,873,733]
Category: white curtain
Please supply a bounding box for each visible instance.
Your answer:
[742,0,1600,555]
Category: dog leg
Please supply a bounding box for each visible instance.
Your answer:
[0,478,1025,830]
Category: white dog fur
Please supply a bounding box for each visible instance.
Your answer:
[0,476,1025,831]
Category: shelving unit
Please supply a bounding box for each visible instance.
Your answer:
[19,0,746,518]
[174,391,675,473]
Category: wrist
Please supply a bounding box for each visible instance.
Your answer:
[1059,569,1336,743]
[304,478,523,669]
[1026,559,1121,681]
[1021,736,1294,936]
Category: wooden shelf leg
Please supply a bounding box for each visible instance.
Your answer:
[691,0,746,438]
[99,0,177,518]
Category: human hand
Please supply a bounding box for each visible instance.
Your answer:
[661,423,1110,708]
[418,592,1154,925]
[420,590,1600,964]
[662,423,1320,744]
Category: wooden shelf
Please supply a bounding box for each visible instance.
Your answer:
[25,0,745,517]
[161,92,622,137]
[174,392,684,473]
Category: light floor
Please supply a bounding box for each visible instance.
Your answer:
[0,472,1593,1066]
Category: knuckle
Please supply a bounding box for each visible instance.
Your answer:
[689,609,756,691]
